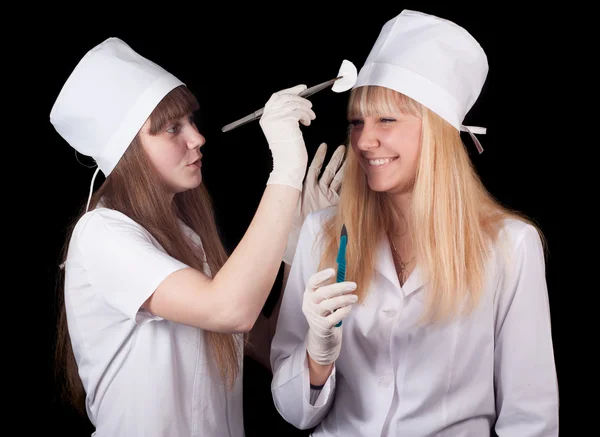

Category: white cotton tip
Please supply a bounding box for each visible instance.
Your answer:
[332,59,358,93]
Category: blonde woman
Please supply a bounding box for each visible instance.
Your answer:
[270,10,558,437]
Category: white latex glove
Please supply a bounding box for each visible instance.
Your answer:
[259,84,316,190]
[283,143,347,264]
[302,268,358,366]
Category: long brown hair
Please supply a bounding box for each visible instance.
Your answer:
[54,85,240,415]
[318,85,543,323]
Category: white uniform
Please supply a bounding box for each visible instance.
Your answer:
[65,207,244,437]
[271,207,558,437]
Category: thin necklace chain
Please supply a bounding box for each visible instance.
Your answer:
[389,236,415,285]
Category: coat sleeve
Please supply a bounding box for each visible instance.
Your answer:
[493,223,559,436]
[74,209,189,324]
[270,211,337,430]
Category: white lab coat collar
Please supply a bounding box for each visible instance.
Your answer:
[375,233,425,297]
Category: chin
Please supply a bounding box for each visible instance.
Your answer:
[367,177,395,193]
[367,184,387,193]
[186,180,203,190]
[186,174,203,188]
[367,177,412,195]
[172,178,203,194]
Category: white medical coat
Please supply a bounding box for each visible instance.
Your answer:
[65,207,244,437]
[271,207,558,436]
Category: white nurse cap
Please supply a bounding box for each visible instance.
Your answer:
[353,9,489,153]
[50,37,185,210]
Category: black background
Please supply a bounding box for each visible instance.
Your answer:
[18,3,561,435]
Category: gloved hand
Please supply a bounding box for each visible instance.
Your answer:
[259,84,316,190]
[302,268,358,366]
[283,143,347,264]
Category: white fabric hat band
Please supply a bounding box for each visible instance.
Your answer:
[355,62,486,153]
[356,62,462,130]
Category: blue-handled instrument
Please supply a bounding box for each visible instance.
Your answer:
[335,224,348,327]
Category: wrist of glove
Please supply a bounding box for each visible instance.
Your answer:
[259,84,315,191]
[306,319,344,366]
[267,137,308,190]
[302,268,357,365]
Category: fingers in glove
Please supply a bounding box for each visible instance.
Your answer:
[279,95,313,109]
[264,85,307,106]
[308,142,328,175]
[290,107,316,126]
[313,281,357,302]
[329,158,346,194]
[267,97,314,118]
[317,293,358,316]
[325,304,353,327]
[263,97,314,118]
[303,143,327,190]
[275,84,307,96]
[319,145,346,192]
[306,268,336,292]
[261,105,316,130]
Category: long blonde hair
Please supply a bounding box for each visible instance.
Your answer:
[54,86,240,415]
[318,85,542,323]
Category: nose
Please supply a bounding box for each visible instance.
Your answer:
[355,124,379,151]
[187,129,206,151]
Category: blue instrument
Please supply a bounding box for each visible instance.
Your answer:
[335,224,348,327]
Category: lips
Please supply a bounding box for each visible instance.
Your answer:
[365,156,398,166]
[363,155,398,160]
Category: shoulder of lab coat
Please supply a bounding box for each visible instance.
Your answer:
[270,207,337,430]
[493,218,559,436]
